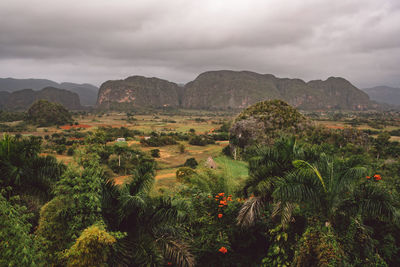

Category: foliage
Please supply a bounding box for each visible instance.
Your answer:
[230,100,309,149]
[101,162,195,266]
[189,135,216,146]
[26,99,73,126]
[64,224,116,267]
[0,134,65,200]
[35,162,106,265]
[0,192,40,266]
[141,135,178,146]
[184,157,199,169]
[176,167,197,183]
[150,148,160,157]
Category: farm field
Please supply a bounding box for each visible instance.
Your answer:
[2,111,246,191]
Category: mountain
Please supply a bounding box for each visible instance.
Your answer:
[0,78,98,106]
[362,86,400,106]
[0,87,82,111]
[58,83,98,106]
[97,76,180,109]
[182,71,372,110]
[96,70,374,111]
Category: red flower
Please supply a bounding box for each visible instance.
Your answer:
[218,213,223,218]
[167,262,172,266]
[219,246,228,254]
[366,176,371,179]
[374,174,382,181]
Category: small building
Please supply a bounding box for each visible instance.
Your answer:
[116,137,126,142]
[206,156,217,169]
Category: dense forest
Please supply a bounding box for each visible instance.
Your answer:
[1,100,400,267]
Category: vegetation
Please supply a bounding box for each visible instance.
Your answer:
[2,103,400,266]
[26,100,73,126]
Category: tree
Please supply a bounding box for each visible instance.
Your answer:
[274,154,397,264]
[35,162,106,265]
[64,225,116,267]
[101,162,195,266]
[0,192,40,266]
[237,136,304,227]
[0,134,65,200]
[184,158,198,169]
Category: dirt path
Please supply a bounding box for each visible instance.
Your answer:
[156,172,176,180]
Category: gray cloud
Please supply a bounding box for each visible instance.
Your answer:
[0,0,399,88]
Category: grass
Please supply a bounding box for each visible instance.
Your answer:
[214,156,248,178]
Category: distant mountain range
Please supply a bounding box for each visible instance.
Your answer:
[97,70,376,111]
[0,78,98,106]
[2,73,397,112]
[362,86,400,107]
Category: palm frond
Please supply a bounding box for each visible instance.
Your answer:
[272,201,296,228]
[156,235,195,267]
[237,196,265,227]
[293,160,326,192]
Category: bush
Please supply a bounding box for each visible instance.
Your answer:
[56,145,67,155]
[67,147,74,156]
[189,135,215,146]
[178,143,185,154]
[150,149,160,158]
[176,167,197,183]
[184,158,198,169]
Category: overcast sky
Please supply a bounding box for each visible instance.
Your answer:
[0,0,399,88]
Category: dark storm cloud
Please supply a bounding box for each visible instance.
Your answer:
[0,0,399,87]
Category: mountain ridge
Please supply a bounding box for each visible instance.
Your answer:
[97,70,374,111]
[0,87,82,111]
[362,86,400,107]
[0,78,98,106]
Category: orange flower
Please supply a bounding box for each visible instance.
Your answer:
[218,213,223,218]
[374,174,382,181]
[218,205,223,207]
[219,246,228,254]
[218,192,225,196]
[366,176,371,179]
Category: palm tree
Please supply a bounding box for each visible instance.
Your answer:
[102,162,195,266]
[274,154,396,227]
[0,134,65,200]
[237,136,305,227]
[273,154,397,265]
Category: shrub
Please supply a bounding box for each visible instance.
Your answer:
[184,158,198,169]
[176,167,197,183]
[150,149,160,158]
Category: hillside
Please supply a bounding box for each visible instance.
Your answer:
[363,86,400,106]
[183,71,372,110]
[0,78,98,106]
[96,70,374,111]
[0,87,82,111]
[97,76,180,109]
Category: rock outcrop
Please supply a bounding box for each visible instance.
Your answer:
[97,76,180,109]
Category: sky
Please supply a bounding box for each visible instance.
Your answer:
[0,0,399,88]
